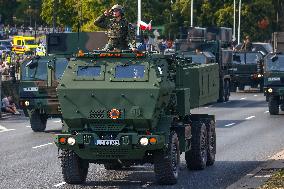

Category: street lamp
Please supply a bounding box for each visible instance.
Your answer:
[190,0,193,27]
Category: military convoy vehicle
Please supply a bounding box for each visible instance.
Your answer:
[263,53,284,115]
[54,49,217,184]
[175,27,233,102]
[231,51,265,91]
[19,32,107,132]
[19,56,68,132]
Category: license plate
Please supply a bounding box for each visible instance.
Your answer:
[95,140,120,146]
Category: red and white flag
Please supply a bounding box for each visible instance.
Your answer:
[138,20,152,31]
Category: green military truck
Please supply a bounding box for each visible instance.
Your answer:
[231,51,265,91]
[175,27,233,102]
[263,53,284,115]
[19,32,107,132]
[19,56,68,132]
[53,49,218,185]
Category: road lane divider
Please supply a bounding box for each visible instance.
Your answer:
[264,111,269,114]
[26,126,31,128]
[54,182,66,187]
[32,142,53,149]
[224,123,236,127]
[245,116,255,120]
[0,125,15,133]
[240,97,247,100]
[254,95,258,97]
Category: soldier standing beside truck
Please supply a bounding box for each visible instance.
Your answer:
[94,4,136,51]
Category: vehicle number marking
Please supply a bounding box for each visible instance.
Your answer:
[96,140,120,146]
[23,87,38,92]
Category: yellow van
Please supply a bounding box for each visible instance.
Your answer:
[12,36,38,54]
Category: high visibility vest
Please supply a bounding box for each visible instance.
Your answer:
[6,56,11,64]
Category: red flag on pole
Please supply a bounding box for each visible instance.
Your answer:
[138,20,152,31]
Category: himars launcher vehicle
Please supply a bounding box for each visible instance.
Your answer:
[263,53,284,115]
[53,32,219,184]
[175,27,233,102]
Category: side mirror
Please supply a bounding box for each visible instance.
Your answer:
[271,55,278,62]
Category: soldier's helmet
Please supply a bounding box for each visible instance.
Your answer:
[111,4,124,15]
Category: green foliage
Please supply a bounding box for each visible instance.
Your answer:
[0,0,280,41]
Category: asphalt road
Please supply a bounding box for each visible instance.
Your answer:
[0,92,284,189]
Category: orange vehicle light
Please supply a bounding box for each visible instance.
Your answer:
[109,108,120,119]
[149,137,157,144]
[59,137,67,144]
[77,50,84,57]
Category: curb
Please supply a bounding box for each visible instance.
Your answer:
[227,150,284,189]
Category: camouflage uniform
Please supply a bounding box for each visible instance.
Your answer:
[94,14,136,50]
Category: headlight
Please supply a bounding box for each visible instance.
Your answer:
[24,101,29,106]
[268,88,273,93]
[67,137,76,145]
[139,137,148,146]
[257,74,262,78]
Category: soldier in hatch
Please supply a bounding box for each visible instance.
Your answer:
[94,4,136,51]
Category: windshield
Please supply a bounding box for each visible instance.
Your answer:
[233,53,262,64]
[188,55,206,64]
[55,58,68,80]
[21,59,48,81]
[21,58,68,81]
[25,40,36,45]
[115,65,145,78]
[265,56,284,72]
[77,66,101,77]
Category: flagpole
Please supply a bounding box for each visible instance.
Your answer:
[233,0,236,41]
[237,0,241,44]
[190,0,193,27]
[137,0,141,36]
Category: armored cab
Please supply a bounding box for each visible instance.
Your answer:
[231,51,265,91]
[54,50,216,185]
[175,27,233,102]
[263,53,284,115]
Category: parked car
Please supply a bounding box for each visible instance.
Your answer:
[0,40,12,50]
[0,45,11,55]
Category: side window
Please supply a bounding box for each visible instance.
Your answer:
[17,40,22,46]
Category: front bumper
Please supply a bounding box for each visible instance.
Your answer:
[54,132,166,160]
[231,74,262,86]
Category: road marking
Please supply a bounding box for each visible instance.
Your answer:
[224,123,236,127]
[53,120,61,123]
[0,125,15,133]
[26,126,31,128]
[245,116,255,120]
[264,111,269,114]
[240,97,247,100]
[204,107,209,109]
[254,94,258,97]
[32,143,53,149]
[54,182,66,187]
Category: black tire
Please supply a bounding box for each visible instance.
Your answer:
[61,150,89,184]
[280,104,284,111]
[268,96,279,115]
[30,110,47,132]
[224,80,230,102]
[154,131,180,185]
[104,160,123,170]
[185,121,208,170]
[206,120,216,166]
